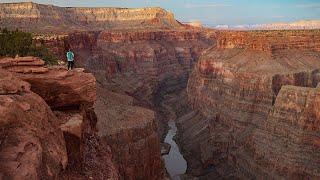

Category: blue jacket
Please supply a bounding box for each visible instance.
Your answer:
[67,51,74,61]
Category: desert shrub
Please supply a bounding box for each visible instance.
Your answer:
[0,28,58,65]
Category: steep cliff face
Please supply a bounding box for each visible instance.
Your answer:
[216,30,320,53]
[0,57,119,179]
[94,86,165,179]
[178,30,320,178]
[84,30,214,106]
[251,85,320,178]
[0,2,181,32]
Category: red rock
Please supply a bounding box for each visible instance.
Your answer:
[0,69,68,179]
[0,56,48,74]
[0,57,96,109]
[0,2,181,33]
[1,57,120,179]
[94,86,165,180]
[60,113,83,138]
[216,30,320,53]
[178,30,320,178]
[251,86,320,178]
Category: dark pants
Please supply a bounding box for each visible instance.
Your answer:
[68,61,74,70]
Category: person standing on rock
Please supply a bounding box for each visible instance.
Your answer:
[66,49,75,70]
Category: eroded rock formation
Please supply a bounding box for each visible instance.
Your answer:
[0,2,181,32]
[0,57,119,179]
[0,69,67,179]
[85,30,213,106]
[216,30,320,53]
[94,86,165,179]
[177,30,320,178]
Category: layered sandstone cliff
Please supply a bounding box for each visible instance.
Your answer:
[216,30,320,53]
[84,30,213,107]
[0,2,181,32]
[94,86,165,179]
[0,57,119,179]
[177,30,320,178]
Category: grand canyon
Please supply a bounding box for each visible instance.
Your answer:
[0,2,320,180]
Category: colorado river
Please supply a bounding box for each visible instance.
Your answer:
[163,119,187,180]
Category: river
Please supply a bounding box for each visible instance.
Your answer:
[163,119,187,180]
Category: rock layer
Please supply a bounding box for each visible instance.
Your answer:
[0,2,181,32]
[251,85,320,178]
[86,29,213,107]
[216,30,320,53]
[94,86,165,180]
[178,30,320,178]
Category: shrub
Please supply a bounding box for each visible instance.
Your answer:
[0,28,58,65]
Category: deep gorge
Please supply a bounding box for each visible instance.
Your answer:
[55,29,215,179]
[35,28,320,179]
[1,2,320,180]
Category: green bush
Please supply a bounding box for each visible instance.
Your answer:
[0,28,58,65]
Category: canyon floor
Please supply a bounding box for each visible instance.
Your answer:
[1,2,320,180]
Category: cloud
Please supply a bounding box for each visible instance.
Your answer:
[185,3,231,8]
[272,15,285,18]
[296,4,320,8]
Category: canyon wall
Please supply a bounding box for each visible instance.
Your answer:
[216,30,320,53]
[33,29,213,100]
[79,29,214,178]
[83,30,214,106]
[0,2,181,32]
[94,86,165,179]
[177,30,320,178]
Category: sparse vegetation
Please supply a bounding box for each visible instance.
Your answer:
[0,28,58,65]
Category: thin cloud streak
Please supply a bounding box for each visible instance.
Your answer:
[272,15,286,18]
[296,4,320,8]
[185,3,231,8]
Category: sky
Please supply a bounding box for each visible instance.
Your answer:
[1,0,320,26]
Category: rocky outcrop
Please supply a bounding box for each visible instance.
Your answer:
[178,30,320,178]
[94,86,164,179]
[0,69,68,179]
[0,2,181,32]
[0,57,96,109]
[0,56,119,179]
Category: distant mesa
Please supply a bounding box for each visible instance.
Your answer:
[213,20,320,30]
[185,21,203,28]
[0,2,182,33]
